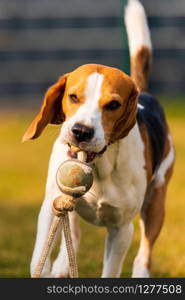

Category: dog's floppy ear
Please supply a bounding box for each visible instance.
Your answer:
[110,83,138,143]
[22,74,69,142]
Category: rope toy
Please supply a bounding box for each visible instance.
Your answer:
[32,148,93,278]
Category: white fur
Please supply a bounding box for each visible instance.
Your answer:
[102,224,134,277]
[31,123,147,277]
[137,103,144,110]
[124,0,152,56]
[83,72,104,125]
[60,72,106,153]
[155,135,175,187]
[132,219,150,277]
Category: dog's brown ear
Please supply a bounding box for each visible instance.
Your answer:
[22,74,69,142]
[110,83,138,143]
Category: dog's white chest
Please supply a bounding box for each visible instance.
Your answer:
[75,124,147,227]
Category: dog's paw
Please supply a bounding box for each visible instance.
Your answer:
[31,269,70,278]
[132,261,150,278]
[132,254,150,278]
[132,267,150,278]
[51,257,71,278]
[50,271,71,278]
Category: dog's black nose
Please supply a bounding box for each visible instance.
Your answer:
[72,123,94,142]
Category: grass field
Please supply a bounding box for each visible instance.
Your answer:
[0,98,185,278]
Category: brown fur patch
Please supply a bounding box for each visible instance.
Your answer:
[22,74,69,141]
[139,137,175,270]
[131,46,152,92]
[69,64,138,144]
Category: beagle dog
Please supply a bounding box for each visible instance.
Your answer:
[23,0,175,277]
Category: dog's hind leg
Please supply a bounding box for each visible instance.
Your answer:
[132,163,174,278]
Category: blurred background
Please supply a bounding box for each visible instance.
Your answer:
[0,0,185,277]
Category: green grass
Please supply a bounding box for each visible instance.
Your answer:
[0,99,185,278]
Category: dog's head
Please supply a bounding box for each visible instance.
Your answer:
[23,64,138,161]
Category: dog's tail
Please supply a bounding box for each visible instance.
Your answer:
[124,0,152,92]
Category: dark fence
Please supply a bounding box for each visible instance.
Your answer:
[0,0,184,106]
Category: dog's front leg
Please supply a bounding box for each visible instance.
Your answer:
[30,197,61,277]
[30,139,69,277]
[102,223,134,277]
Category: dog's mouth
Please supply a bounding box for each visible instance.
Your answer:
[67,144,107,163]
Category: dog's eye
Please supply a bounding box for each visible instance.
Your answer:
[69,94,79,104]
[104,100,121,111]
